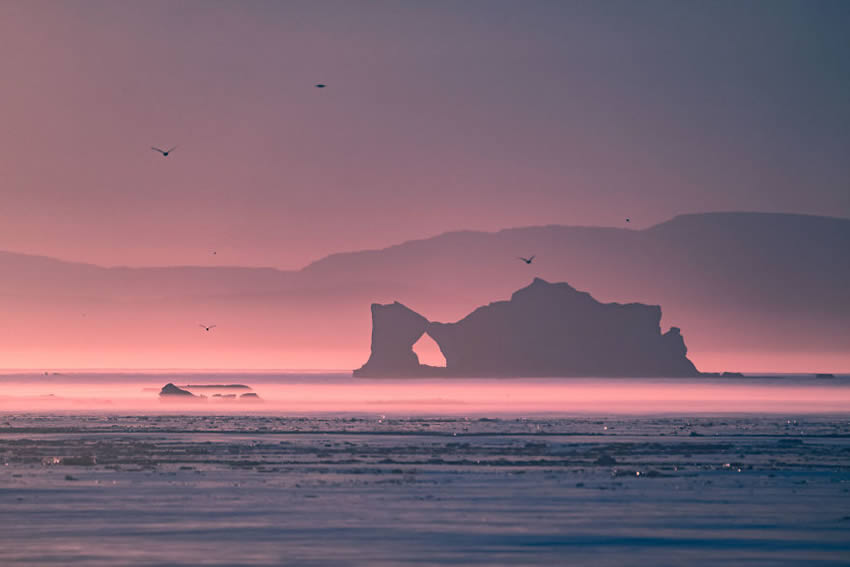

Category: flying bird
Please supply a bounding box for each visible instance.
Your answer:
[315,84,326,88]
[151,146,177,157]
[626,218,631,223]
[518,255,536,265]
[199,324,217,332]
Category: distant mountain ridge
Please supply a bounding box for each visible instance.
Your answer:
[1,212,848,371]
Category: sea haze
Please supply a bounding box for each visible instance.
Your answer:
[3,374,849,565]
[1,372,850,414]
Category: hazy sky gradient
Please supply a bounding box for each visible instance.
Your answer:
[1,0,848,268]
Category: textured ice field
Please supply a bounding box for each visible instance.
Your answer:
[1,414,849,566]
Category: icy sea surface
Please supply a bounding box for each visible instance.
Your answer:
[1,373,849,566]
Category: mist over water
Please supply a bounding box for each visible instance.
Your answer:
[2,372,849,415]
[4,373,849,566]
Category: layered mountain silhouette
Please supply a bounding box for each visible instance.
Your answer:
[1,212,847,371]
[354,279,699,377]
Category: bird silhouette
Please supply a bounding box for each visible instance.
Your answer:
[152,146,177,157]
[199,324,217,332]
[315,84,326,88]
[626,218,631,223]
[518,255,536,265]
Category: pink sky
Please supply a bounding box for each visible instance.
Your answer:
[1,1,848,269]
[0,2,848,372]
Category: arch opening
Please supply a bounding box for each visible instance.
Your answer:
[412,332,446,367]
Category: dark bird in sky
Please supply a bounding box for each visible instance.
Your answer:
[151,146,177,157]
[626,218,631,223]
[315,84,326,88]
[199,324,217,332]
[518,255,536,265]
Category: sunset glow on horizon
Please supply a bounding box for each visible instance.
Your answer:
[3,373,850,415]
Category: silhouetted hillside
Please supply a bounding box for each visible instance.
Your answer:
[0,212,847,371]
